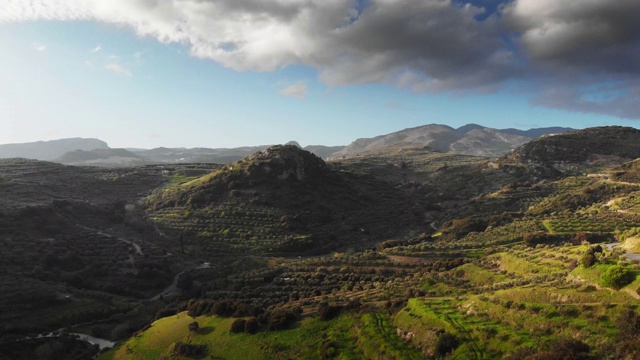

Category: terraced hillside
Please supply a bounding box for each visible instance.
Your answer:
[501,126,640,167]
[0,159,166,209]
[5,127,640,360]
[103,128,640,360]
[145,145,432,257]
[0,159,195,347]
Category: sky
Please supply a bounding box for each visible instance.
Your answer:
[1,0,639,149]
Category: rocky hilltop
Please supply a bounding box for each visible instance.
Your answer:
[500,126,640,166]
[146,145,426,255]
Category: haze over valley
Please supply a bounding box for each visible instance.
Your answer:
[0,123,574,166]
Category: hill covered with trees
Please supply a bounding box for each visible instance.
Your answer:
[2,127,640,360]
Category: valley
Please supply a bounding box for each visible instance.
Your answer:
[1,127,640,359]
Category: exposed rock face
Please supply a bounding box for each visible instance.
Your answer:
[245,145,328,182]
[148,145,342,211]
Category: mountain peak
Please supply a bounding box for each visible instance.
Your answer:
[285,141,302,148]
[456,123,485,134]
[246,145,327,182]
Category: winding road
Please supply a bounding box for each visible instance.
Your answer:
[150,262,211,301]
[75,224,143,256]
[604,242,640,261]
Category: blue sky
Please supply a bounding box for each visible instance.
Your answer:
[1,0,639,149]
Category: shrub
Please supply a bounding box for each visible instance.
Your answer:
[155,308,177,320]
[523,233,569,246]
[268,309,298,330]
[600,266,635,290]
[173,342,207,357]
[188,321,199,333]
[320,340,338,359]
[230,319,246,333]
[615,337,640,360]
[435,332,459,356]
[615,309,640,341]
[580,253,596,268]
[511,338,592,360]
[244,317,260,334]
[318,303,343,321]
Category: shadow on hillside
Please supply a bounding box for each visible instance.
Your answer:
[198,326,215,335]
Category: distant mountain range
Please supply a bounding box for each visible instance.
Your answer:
[331,124,575,159]
[0,138,108,161]
[0,124,576,166]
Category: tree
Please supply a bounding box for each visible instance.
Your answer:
[244,317,260,334]
[616,309,640,341]
[435,332,459,357]
[230,319,246,333]
[580,253,596,268]
[524,338,592,360]
[318,302,342,321]
[173,342,207,357]
[177,273,193,291]
[600,265,634,290]
[188,321,200,333]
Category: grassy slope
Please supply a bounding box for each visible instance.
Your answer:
[102,239,640,360]
[100,310,423,360]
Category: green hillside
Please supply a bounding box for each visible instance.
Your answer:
[3,127,640,360]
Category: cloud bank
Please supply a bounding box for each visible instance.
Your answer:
[2,0,639,119]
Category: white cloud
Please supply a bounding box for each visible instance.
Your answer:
[3,0,640,119]
[1,0,515,93]
[33,42,47,52]
[105,63,131,77]
[279,82,307,99]
[90,46,101,53]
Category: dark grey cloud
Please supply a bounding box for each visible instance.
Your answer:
[504,0,640,74]
[532,80,640,120]
[503,0,640,119]
[316,1,519,91]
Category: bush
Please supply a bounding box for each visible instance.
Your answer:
[575,232,612,244]
[615,337,640,360]
[188,321,199,333]
[320,340,338,359]
[600,266,635,290]
[580,253,596,268]
[155,308,178,320]
[318,303,343,321]
[523,232,569,246]
[615,309,640,341]
[230,319,246,333]
[244,317,260,334]
[268,309,298,331]
[435,332,459,356]
[173,342,207,357]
